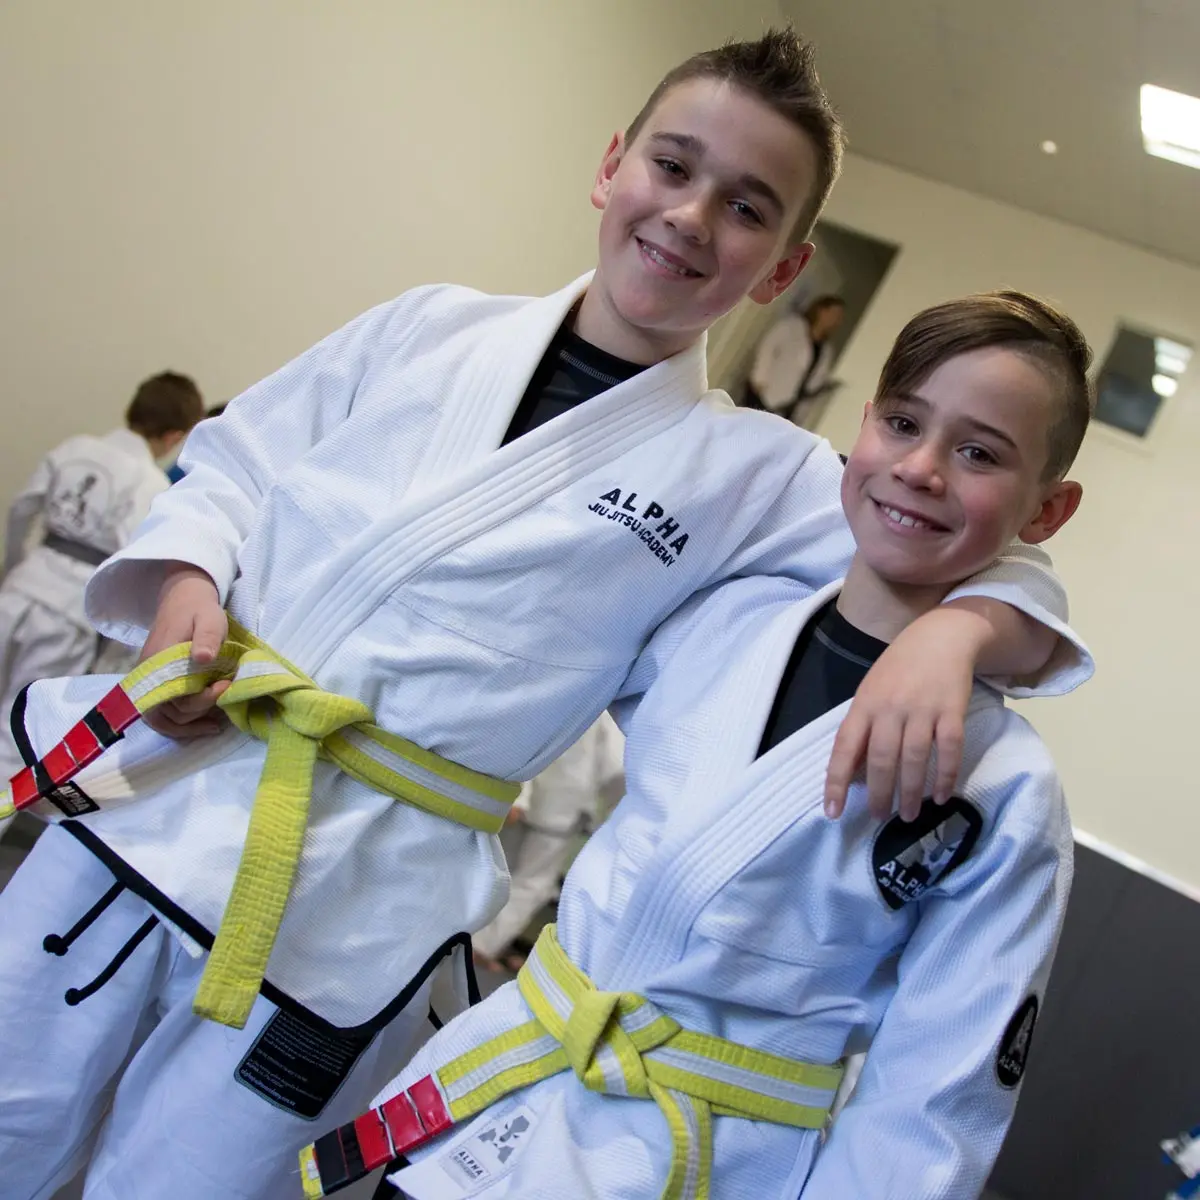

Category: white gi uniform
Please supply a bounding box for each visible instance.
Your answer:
[382,577,1087,1200]
[0,429,166,784]
[0,275,1076,1200]
[474,714,624,961]
[748,312,833,417]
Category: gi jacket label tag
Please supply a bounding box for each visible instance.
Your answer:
[389,1102,540,1199]
[235,1007,375,1120]
[872,797,982,910]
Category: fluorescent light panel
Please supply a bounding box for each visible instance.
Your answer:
[1141,84,1200,169]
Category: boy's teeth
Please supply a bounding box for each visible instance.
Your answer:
[884,505,931,529]
[644,244,692,275]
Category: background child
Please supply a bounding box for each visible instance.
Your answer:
[343,291,1092,1200]
[0,371,204,784]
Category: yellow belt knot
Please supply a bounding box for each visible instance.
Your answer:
[26,616,521,1030]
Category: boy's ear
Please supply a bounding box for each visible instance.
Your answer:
[748,242,815,306]
[591,133,625,212]
[1019,480,1083,545]
[862,400,872,424]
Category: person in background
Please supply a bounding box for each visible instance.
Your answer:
[163,401,225,483]
[746,293,846,426]
[474,714,624,973]
[0,371,204,786]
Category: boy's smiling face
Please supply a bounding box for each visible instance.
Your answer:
[842,346,1083,593]
[577,78,819,364]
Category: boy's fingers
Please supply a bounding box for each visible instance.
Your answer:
[189,609,228,665]
[897,717,934,822]
[824,717,867,818]
[933,719,964,805]
[865,715,903,820]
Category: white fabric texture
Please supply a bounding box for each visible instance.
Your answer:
[747,313,833,412]
[378,578,1076,1200]
[474,715,624,958]
[16,275,1086,1028]
[0,825,437,1200]
[0,429,166,781]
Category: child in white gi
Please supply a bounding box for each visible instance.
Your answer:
[0,30,1086,1200]
[0,372,205,785]
[336,291,1093,1200]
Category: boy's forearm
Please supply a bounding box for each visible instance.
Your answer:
[940,596,1056,678]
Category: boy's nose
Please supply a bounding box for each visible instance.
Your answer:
[892,446,946,494]
[663,197,712,245]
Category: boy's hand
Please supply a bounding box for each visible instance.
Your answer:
[138,563,230,739]
[824,605,997,823]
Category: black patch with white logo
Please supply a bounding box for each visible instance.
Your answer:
[996,995,1039,1089]
[872,797,983,910]
[45,781,100,817]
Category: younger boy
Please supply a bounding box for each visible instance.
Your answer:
[315,291,1091,1200]
[0,371,204,783]
[0,33,1084,1200]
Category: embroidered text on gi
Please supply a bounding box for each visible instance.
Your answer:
[589,488,690,567]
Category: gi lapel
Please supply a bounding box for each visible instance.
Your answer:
[271,284,709,672]
[613,585,849,981]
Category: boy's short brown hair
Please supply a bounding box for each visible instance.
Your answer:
[876,292,1094,481]
[125,371,205,439]
[624,27,845,242]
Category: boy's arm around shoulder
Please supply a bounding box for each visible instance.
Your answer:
[802,715,1073,1200]
[84,286,445,643]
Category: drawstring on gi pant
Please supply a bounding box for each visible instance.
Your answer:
[42,881,160,1006]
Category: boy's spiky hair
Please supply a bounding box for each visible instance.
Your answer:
[625,27,845,241]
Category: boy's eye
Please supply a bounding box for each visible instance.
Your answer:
[885,414,919,436]
[961,445,999,467]
[654,157,687,178]
[729,200,764,225]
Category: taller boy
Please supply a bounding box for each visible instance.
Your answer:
[0,29,1086,1200]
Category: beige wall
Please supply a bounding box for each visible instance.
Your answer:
[807,153,1200,888]
[0,0,775,510]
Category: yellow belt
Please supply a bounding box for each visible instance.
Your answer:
[1,618,519,1029]
[301,924,843,1199]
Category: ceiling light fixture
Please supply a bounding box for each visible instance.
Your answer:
[1141,84,1200,170]
[1040,140,1058,155]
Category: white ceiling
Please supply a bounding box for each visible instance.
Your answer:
[781,0,1200,267]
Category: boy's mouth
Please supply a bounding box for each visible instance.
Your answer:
[872,499,950,534]
[636,237,704,279]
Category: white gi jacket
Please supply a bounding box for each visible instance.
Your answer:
[384,577,1084,1200]
[748,312,833,413]
[16,275,1078,1030]
[3,428,167,636]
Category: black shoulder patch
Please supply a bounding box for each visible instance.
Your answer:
[996,995,1039,1089]
[872,797,982,910]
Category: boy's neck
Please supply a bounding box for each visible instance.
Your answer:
[835,554,955,643]
[572,280,701,366]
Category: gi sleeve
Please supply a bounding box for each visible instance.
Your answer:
[801,767,1073,1200]
[943,544,1092,697]
[84,288,436,641]
[4,454,52,575]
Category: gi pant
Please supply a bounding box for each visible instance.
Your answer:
[0,825,436,1200]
